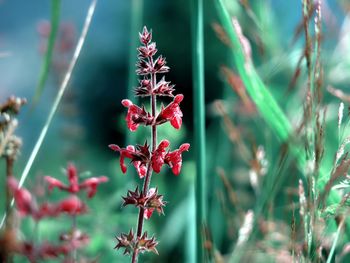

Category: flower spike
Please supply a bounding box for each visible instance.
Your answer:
[111,26,190,260]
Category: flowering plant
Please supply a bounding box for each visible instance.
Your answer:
[6,164,108,262]
[109,26,190,262]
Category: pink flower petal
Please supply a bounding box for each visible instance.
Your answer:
[144,208,154,219]
[44,176,66,191]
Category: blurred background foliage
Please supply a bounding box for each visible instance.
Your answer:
[1,0,350,262]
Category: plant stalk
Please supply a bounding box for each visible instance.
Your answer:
[4,157,14,263]
[132,71,157,263]
[5,157,14,229]
[72,214,77,262]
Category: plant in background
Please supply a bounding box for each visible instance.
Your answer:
[5,164,108,262]
[109,26,190,262]
[0,97,27,212]
[0,96,26,262]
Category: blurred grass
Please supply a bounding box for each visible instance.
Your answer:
[214,1,350,261]
[33,0,61,105]
[18,0,98,189]
[214,0,342,209]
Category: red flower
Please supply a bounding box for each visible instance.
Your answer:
[45,177,65,192]
[151,140,170,173]
[35,203,60,220]
[109,142,150,178]
[67,164,79,193]
[44,164,108,198]
[143,188,166,219]
[157,94,184,129]
[79,176,109,198]
[58,196,87,215]
[122,99,153,131]
[144,188,156,219]
[144,208,154,220]
[133,160,148,178]
[7,177,61,220]
[164,143,190,175]
[7,177,33,216]
[109,145,135,173]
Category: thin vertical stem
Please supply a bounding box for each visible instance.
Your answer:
[326,219,344,263]
[5,157,14,229]
[192,0,207,261]
[72,214,77,262]
[126,0,143,146]
[4,157,14,263]
[132,71,157,263]
[131,249,138,263]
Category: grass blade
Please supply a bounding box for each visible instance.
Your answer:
[326,219,344,263]
[192,0,207,261]
[33,0,61,104]
[127,0,143,100]
[215,0,291,142]
[126,0,143,148]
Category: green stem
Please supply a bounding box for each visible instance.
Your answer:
[192,0,207,261]
[326,219,344,263]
